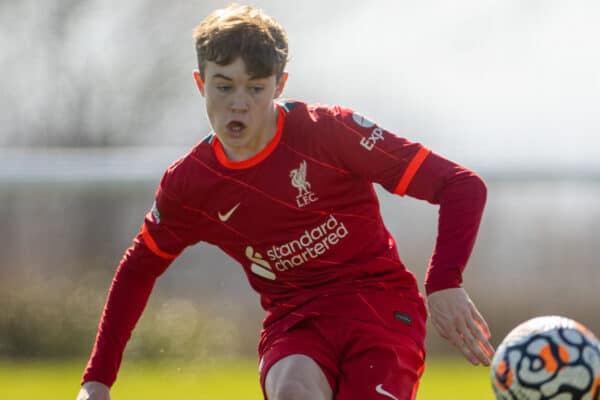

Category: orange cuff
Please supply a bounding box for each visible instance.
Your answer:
[141,223,178,260]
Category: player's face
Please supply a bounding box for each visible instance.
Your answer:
[194,58,287,161]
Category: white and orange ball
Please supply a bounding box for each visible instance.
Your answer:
[491,316,600,400]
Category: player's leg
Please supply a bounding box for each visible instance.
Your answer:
[265,354,333,400]
[259,318,337,400]
[336,341,424,400]
[335,320,425,400]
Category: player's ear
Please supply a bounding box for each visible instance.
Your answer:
[193,70,205,96]
[274,72,288,99]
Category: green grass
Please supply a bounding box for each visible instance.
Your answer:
[0,357,494,399]
[419,358,494,399]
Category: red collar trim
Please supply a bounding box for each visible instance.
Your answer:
[212,105,285,170]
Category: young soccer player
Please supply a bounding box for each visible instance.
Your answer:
[77,4,494,400]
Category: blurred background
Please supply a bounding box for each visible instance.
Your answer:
[1,0,599,366]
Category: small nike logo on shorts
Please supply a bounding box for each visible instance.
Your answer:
[376,384,399,400]
[218,203,240,222]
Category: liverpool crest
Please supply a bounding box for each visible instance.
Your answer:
[290,160,318,207]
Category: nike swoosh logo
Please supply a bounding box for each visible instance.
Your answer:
[218,203,240,222]
[375,384,399,400]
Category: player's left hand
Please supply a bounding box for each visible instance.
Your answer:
[426,287,495,366]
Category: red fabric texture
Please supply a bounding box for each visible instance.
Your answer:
[258,305,425,399]
[81,100,486,387]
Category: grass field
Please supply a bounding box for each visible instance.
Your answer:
[0,357,494,399]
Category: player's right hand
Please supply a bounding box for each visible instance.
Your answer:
[76,381,110,400]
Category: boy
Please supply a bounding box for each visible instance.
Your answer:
[77,4,493,400]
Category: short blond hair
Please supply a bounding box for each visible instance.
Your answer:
[193,4,289,80]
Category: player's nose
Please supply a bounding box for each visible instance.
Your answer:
[229,90,249,113]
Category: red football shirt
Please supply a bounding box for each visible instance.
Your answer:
[83,101,487,386]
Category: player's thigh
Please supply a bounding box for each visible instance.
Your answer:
[265,354,333,400]
[336,337,425,400]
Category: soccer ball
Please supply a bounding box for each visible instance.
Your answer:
[491,316,600,400]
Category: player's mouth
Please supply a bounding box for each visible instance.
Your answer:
[226,120,247,137]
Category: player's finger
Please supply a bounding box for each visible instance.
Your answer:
[468,306,495,358]
[430,308,482,365]
[466,313,494,355]
[434,313,483,365]
[464,319,494,365]
[448,328,466,349]
[470,305,492,339]
[457,319,488,365]
[455,332,480,365]
[457,313,489,364]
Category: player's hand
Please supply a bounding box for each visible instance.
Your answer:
[426,287,495,366]
[76,381,110,400]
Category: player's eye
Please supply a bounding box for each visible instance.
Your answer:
[216,85,232,93]
[249,86,264,94]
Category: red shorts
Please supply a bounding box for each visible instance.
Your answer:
[258,315,426,400]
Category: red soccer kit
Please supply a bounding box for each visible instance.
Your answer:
[83,101,487,396]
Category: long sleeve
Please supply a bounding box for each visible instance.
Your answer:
[312,105,487,294]
[404,152,487,295]
[82,164,194,387]
[81,234,173,387]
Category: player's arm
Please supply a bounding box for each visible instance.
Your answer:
[79,230,177,388]
[77,171,191,399]
[325,107,493,365]
[405,153,494,366]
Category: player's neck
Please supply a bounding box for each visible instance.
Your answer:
[220,104,279,162]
